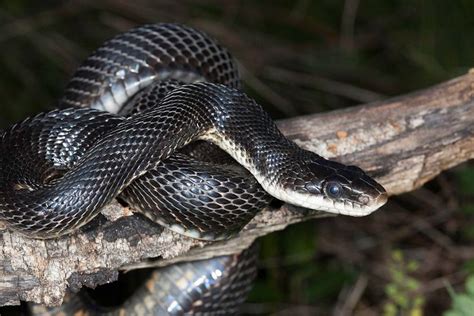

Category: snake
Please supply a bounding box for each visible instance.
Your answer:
[30,244,258,315]
[0,24,388,314]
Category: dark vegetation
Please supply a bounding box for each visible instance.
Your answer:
[1,1,474,315]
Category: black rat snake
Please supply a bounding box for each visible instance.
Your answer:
[0,23,387,314]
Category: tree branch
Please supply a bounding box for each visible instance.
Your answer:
[1,71,474,306]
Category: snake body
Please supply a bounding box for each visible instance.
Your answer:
[31,244,258,315]
[0,24,388,314]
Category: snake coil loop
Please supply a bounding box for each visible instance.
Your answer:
[0,23,388,314]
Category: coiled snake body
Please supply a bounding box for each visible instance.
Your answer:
[0,24,387,314]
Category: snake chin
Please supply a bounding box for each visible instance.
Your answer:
[269,187,387,216]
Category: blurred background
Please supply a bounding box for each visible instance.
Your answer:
[1,1,474,315]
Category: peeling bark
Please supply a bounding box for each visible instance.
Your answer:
[1,71,474,306]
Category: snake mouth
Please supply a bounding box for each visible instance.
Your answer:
[336,191,388,216]
[265,182,388,216]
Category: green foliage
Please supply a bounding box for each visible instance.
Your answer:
[454,166,474,241]
[462,259,474,275]
[248,221,356,308]
[456,167,474,195]
[444,275,474,316]
[383,250,425,316]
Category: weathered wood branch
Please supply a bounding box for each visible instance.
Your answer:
[1,71,474,306]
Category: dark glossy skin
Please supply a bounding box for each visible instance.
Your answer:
[0,82,386,238]
[0,23,387,315]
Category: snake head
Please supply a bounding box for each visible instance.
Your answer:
[274,153,388,216]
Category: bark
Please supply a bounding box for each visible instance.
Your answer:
[1,71,474,306]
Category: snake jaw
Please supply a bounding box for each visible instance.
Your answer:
[272,188,387,217]
[265,182,387,216]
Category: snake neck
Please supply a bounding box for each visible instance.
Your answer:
[169,83,304,190]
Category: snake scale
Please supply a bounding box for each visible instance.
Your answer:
[0,24,388,314]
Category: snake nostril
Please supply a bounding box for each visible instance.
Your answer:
[358,194,370,205]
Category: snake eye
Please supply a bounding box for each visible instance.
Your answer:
[325,182,342,199]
